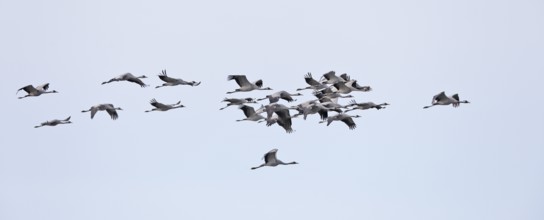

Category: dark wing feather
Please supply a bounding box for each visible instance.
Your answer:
[227,75,251,87]
[106,108,119,120]
[340,73,350,81]
[158,70,178,83]
[304,73,321,86]
[239,105,256,118]
[279,91,295,102]
[341,117,357,130]
[322,71,335,80]
[17,85,37,94]
[264,149,278,164]
[36,83,50,91]
[452,94,460,101]
[255,79,263,88]
[150,99,169,108]
[127,78,147,87]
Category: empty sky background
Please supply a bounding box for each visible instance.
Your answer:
[1,0,543,219]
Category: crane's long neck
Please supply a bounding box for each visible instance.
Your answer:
[251,164,265,170]
[280,161,297,165]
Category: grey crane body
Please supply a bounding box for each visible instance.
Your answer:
[320,113,361,130]
[345,100,389,112]
[34,116,71,128]
[17,83,58,99]
[82,104,123,120]
[102,73,149,87]
[265,103,295,133]
[301,102,342,120]
[145,99,185,112]
[339,74,372,92]
[155,69,201,88]
[296,72,328,91]
[226,75,272,94]
[236,105,266,123]
[291,100,340,121]
[257,90,303,103]
[320,71,346,84]
[423,91,470,109]
[330,81,360,94]
[251,149,298,170]
[313,89,354,102]
[220,97,257,110]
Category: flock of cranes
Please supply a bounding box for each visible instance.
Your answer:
[17,70,470,170]
[221,72,386,133]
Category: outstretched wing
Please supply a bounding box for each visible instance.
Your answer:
[322,71,336,80]
[227,75,251,87]
[35,83,50,91]
[275,109,293,131]
[254,79,263,88]
[239,105,256,118]
[341,117,357,130]
[304,73,321,86]
[340,73,350,81]
[349,80,371,91]
[106,108,119,120]
[127,78,147,87]
[150,98,169,109]
[279,91,295,102]
[17,85,37,94]
[90,107,98,119]
[332,82,351,93]
[451,94,460,101]
[158,70,179,83]
[432,91,447,104]
[264,149,278,164]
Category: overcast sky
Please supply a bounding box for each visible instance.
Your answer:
[1,0,543,219]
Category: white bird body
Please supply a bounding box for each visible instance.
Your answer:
[34,116,71,128]
[82,104,123,120]
[145,99,184,112]
[226,75,272,94]
[17,83,58,99]
[251,149,298,170]
[423,91,470,109]
[102,73,148,87]
[155,69,201,88]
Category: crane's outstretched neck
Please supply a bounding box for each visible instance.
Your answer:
[251,164,264,170]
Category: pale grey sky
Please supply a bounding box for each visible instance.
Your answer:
[1,0,543,220]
